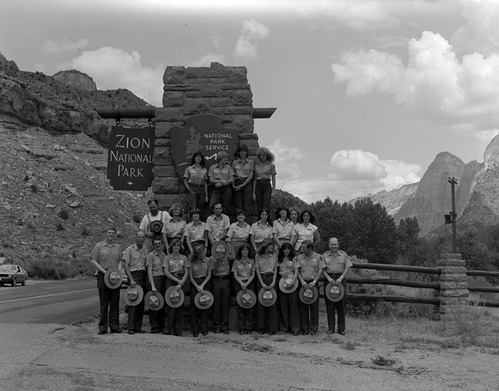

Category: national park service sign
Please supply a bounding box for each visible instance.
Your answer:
[170,115,239,177]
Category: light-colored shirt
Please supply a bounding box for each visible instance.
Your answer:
[183,165,207,186]
[139,211,171,235]
[232,158,254,179]
[227,222,251,242]
[191,258,212,279]
[205,214,230,241]
[273,219,296,241]
[322,250,353,274]
[184,221,206,243]
[147,251,166,277]
[165,219,186,239]
[256,253,276,274]
[232,258,255,280]
[295,252,324,281]
[209,163,234,181]
[254,161,276,181]
[90,241,122,270]
[278,258,295,278]
[294,223,318,250]
[250,221,273,244]
[122,244,148,272]
[163,253,189,274]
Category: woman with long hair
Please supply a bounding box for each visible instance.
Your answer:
[232,144,254,216]
[188,245,212,337]
[294,209,320,252]
[163,239,189,336]
[253,147,276,213]
[272,207,296,249]
[277,242,300,335]
[250,209,273,254]
[183,151,208,214]
[231,243,256,334]
[255,238,278,335]
[165,203,187,253]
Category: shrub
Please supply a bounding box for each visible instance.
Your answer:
[30,184,38,193]
[58,209,69,220]
[132,213,141,224]
[55,222,65,231]
[81,227,90,236]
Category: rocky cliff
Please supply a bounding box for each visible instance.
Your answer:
[393,152,482,235]
[53,69,97,91]
[354,183,419,217]
[461,135,499,226]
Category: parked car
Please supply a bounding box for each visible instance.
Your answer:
[0,264,28,286]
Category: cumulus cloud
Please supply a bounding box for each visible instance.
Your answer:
[452,0,499,56]
[276,147,421,203]
[57,47,164,105]
[269,139,306,181]
[332,30,499,133]
[233,19,269,61]
[42,38,90,54]
[187,53,226,67]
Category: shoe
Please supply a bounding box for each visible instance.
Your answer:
[338,330,345,336]
[174,332,183,337]
[301,331,309,335]
[268,332,276,335]
[328,330,335,334]
[247,330,253,334]
[134,329,146,333]
[98,330,107,335]
[311,331,317,336]
[222,330,230,334]
[201,331,208,336]
[258,329,265,335]
[127,330,135,335]
[214,329,221,334]
[110,329,122,334]
[239,330,245,335]
[292,331,300,336]
[193,332,199,337]
[151,330,160,334]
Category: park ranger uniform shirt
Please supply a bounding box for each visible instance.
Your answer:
[122,244,148,272]
[295,252,324,281]
[322,250,352,274]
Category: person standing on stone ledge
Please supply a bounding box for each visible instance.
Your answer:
[253,147,276,214]
[232,144,254,217]
[139,199,171,253]
[208,151,234,213]
[183,152,208,215]
[165,203,187,253]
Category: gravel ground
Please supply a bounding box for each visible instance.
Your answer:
[1,310,498,391]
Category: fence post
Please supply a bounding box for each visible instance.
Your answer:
[436,253,469,321]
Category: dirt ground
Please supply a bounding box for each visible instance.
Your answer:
[1,303,498,391]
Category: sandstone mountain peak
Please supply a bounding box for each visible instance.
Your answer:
[483,133,499,170]
[53,69,97,92]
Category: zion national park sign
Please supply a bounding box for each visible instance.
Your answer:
[170,115,239,178]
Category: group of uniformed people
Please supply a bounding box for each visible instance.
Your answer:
[90,197,353,337]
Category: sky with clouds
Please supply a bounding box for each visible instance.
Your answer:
[2,0,499,203]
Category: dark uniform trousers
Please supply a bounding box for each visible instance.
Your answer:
[149,275,166,333]
[277,277,300,334]
[190,278,211,334]
[254,179,271,213]
[97,272,121,333]
[233,178,253,215]
[325,273,346,332]
[234,281,255,332]
[212,275,231,332]
[257,274,278,333]
[165,275,186,334]
[127,270,146,332]
[299,280,319,333]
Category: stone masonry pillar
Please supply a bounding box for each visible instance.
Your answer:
[436,253,469,321]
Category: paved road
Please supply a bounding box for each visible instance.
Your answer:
[0,278,99,324]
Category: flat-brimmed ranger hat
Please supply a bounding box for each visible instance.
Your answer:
[236,289,257,309]
[165,286,185,308]
[104,267,123,289]
[278,277,299,294]
[325,281,345,302]
[144,290,165,311]
[258,287,277,307]
[194,291,214,309]
[124,285,144,306]
[212,240,229,255]
[299,286,319,304]
[149,220,164,234]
